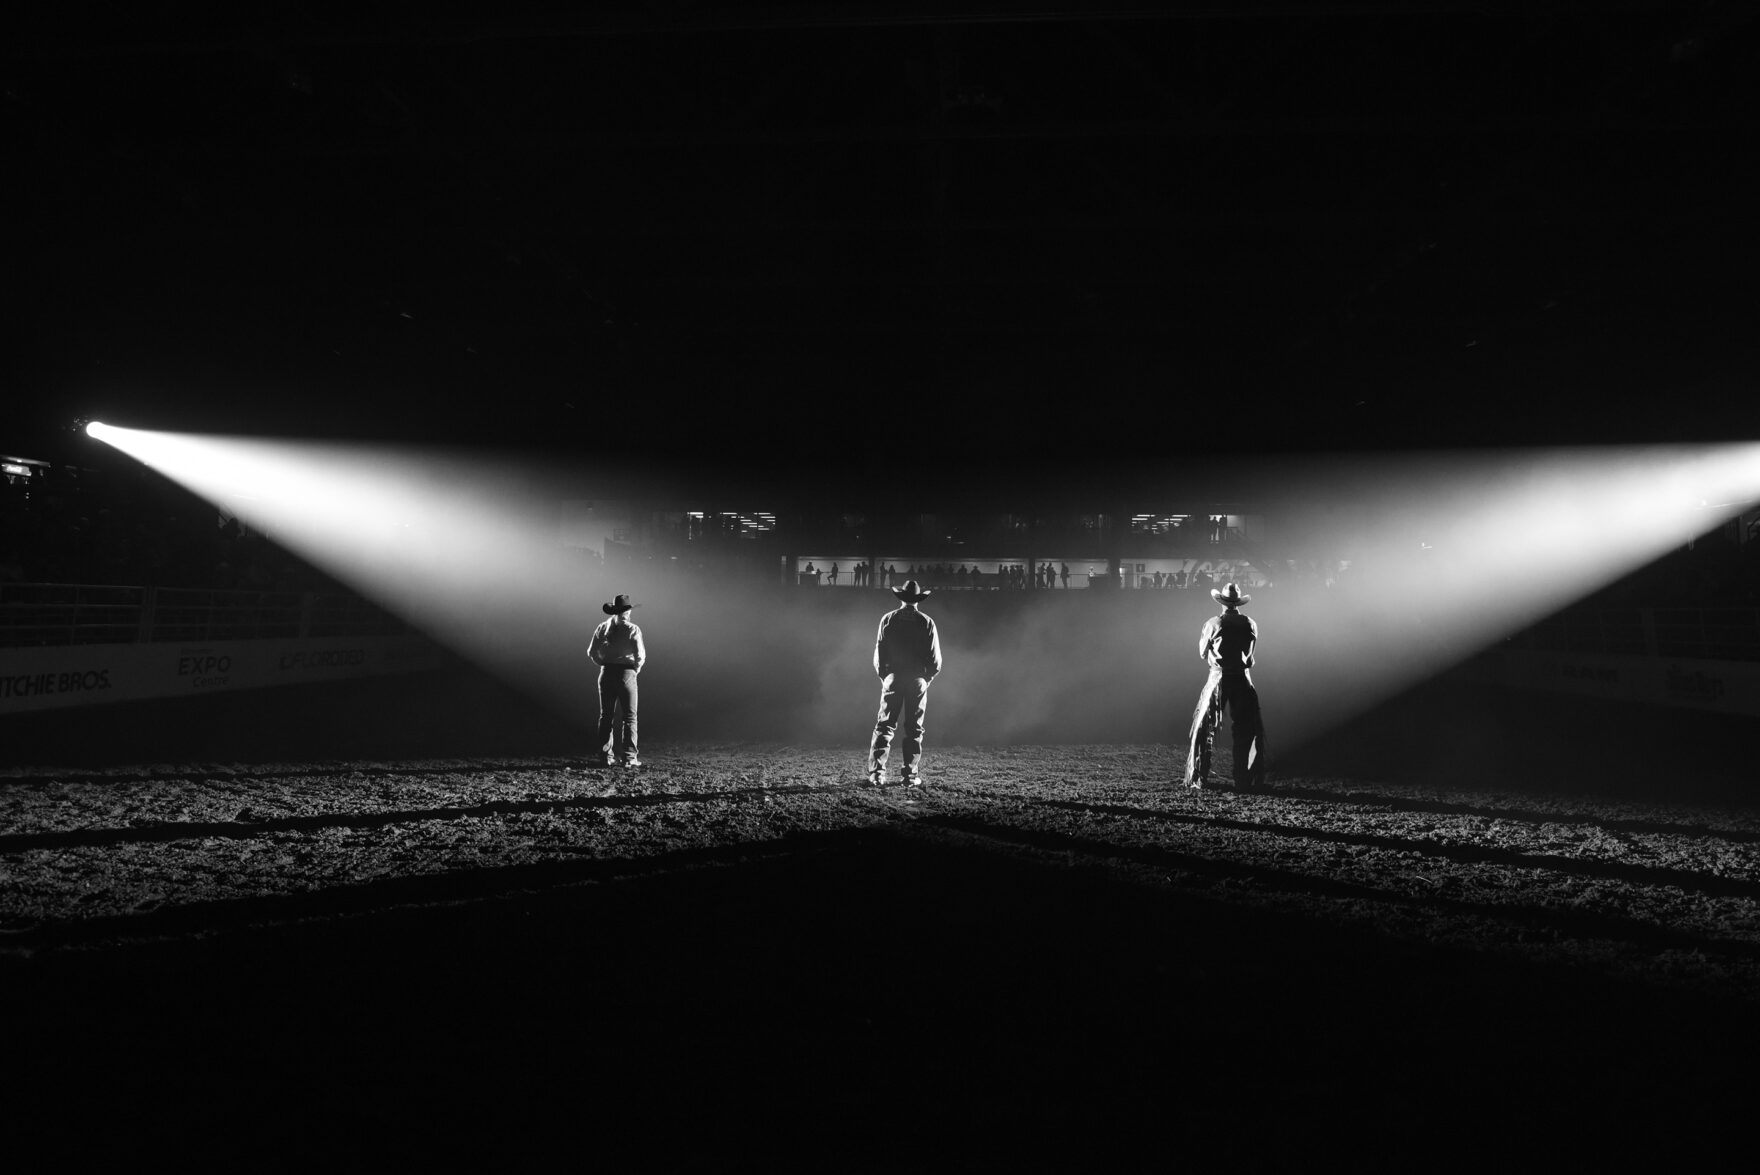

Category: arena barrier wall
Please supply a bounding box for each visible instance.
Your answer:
[1492,649,1760,719]
[0,634,446,716]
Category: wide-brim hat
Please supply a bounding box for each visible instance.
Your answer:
[1211,582,1250,608]
[602,594,638,614]
[892,579,932,603]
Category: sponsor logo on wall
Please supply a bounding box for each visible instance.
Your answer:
[177,649,233,690]
[0,634,439,714]
[1,667,112,699]
[1505,650,1758,717]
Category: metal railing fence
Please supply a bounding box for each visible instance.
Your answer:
[1510,606,1760,663]
[6,581,1756,663]
[0,583,412,648]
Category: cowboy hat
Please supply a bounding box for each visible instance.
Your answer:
[602,594,639,614]
[892,579,932,603]
[1210,582,1250,608]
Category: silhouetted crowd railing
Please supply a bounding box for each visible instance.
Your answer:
[797,563,1084,589]
[792,562,1342,592]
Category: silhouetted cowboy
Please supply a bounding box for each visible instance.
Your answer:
[1185,582,1267,791]
[867,580,943,789]
[589,594,646,768]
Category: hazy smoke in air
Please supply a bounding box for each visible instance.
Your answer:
[86,426,1760,761]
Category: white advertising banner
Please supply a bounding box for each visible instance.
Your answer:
[1497,650,1760,718]
[0,635,445,715]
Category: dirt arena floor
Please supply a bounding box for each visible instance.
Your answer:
[4,669,1758,1166]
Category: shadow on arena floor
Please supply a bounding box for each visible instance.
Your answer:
[1279,676,1760,807]
[0,665,593,768]
[6,824,1753,1165]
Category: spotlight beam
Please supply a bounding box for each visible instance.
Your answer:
[83,423,613,711]
[1255,443,1760,748]
[83,423,1760,749]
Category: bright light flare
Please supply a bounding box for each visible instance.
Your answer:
[83,422,1760,755]
[84,422,614,709]
[1255,442,1760,750]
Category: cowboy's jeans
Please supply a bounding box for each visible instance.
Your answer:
[597,667,639,760]
[870,674,931,775]
[1186,669,1265,788]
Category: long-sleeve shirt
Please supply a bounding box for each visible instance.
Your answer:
[590,617,646,670]
[874,605,942,680]
[1198,611,1257,674]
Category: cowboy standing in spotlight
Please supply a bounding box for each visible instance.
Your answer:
[868,579,943,790]
[589,594,646,768]
[1185,582,1267,791]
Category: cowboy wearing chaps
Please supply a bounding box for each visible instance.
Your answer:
[1185,582,1267,791]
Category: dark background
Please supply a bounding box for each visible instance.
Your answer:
[8,11,1760,1158]
[9,2,1759,492]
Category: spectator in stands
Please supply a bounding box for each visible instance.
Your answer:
[1184,582,1267,793]
[589,593,646,769]
[867,579,943,791]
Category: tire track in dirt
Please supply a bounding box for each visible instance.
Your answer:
[970,794,1760,900]
[0,760,595,789]
[911,811,1760,960]
[898,813,1760,1001]
[1253,783,1760,843]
